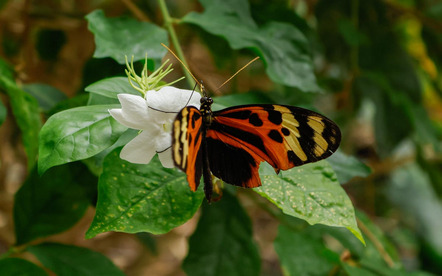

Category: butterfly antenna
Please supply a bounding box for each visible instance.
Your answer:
[161,43,202,88]
[182,82,199,108]
[215,56,260,92]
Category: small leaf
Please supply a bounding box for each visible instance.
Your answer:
[38,104,127,175]
[0,258,48,276]
[23,83,67,112]
[86,148,204,238]
[85,77,139,99]
[182,0,319,92]
[182,192,261,276]
[328,150,371,184]
[255,161,364,244]
[274,225,340,276]
[14,163,97,245]
[85,10,168,64]
[0,58,42,169]
[28,243,124,276]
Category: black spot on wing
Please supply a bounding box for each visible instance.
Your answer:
[268,129,283,143]
[267,109,282,125]
[249,113,263,127]
[206,138,256,187]
[281,127,290,136]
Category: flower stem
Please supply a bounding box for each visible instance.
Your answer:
[158,0,195,89]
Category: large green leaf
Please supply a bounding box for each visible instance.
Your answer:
[0,58,42,169]
[28,243,124,276]
[85,77,139,99]
[182,192,261,276]
[86,148,204,238]
[182,0,319,92]
[0,258,48,276]
[14,163,97,245]
[274,225,340,276]
[328,150,372,184]
[85,10,168,64]
[255,161,364,244]
[38,104,127,174]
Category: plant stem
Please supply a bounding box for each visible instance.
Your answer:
[158,0,195,88]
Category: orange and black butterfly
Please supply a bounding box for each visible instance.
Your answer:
[172,88,341,202]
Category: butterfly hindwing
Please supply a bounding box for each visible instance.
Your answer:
[172,106,204,191]
[205,104,341,188]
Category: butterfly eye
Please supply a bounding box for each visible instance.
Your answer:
[200,97,208,103]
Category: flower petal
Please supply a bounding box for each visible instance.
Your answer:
[146,86,201,112]
[119,129,159,164]
[158,147,174,168]
[155,129,172,152]
[109,94,151,130]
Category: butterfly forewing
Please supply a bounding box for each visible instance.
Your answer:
[172,106,204,191]
[204,104,341,188]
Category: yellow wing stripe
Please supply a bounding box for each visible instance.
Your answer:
[276,106,309,162]
[307,116,328,157]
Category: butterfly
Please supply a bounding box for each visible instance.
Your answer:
[172,88,341,202]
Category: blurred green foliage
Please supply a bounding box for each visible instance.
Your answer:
[0,0,441,275]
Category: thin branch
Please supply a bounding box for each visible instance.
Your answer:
[357,217,395,268]
[121,0,150,21]
[157,0,195,88]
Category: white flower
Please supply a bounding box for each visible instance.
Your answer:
[109,86,201,168]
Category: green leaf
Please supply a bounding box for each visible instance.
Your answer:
[0,258,48,276]
[28,243,124,276]
[0,59,42,169]
[0,97,6,126]
[85,77,139,99]
[182,192,261,276]
[38,104,127,175]
[14,163,97,245]
[328,150,372,184]
[48,94,90,116]
[274,225,340,276]
[86,148,204,238]
[255,161,364,244]
[82,128,138,175]
[23,83,67,112]
[87,93,120,105]
[182,0,319,92]
[85,10,168,64]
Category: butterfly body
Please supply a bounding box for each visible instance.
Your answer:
[173,94,341,202]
